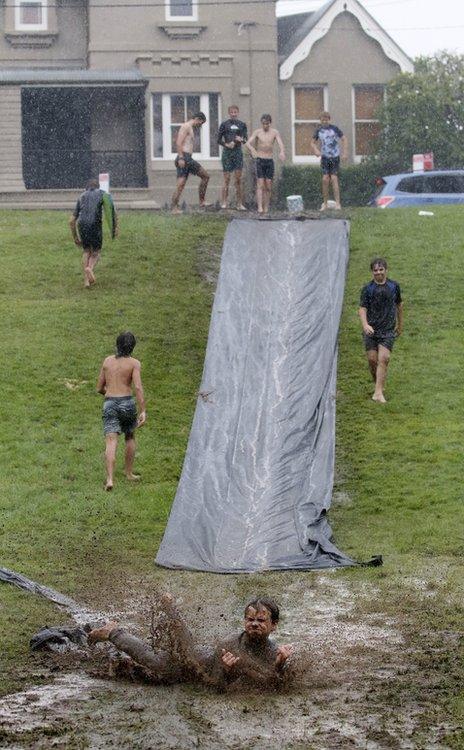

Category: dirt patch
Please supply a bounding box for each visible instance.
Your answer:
[0,570,460,749]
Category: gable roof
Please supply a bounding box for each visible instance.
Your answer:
[279,0,413,80]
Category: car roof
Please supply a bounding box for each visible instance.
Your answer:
[384,169,464,180]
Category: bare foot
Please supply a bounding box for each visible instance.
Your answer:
[220,203,227,209]
[237,204,247,211]
[199,202,213,209]
[258,208,264,214]
[334,202,342,210]
[171,206,183,214]
[86,267,96,285]
[125,473,141,481]
[320,204,328,212]
[105,480,113,491]
[372,393,387,403]
[88,621,119,644]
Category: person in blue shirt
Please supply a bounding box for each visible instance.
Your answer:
[358,258,404,403]
[311,111,347,211]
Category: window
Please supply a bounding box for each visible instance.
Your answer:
[398,174,464,194]
[165,0,198,21]
[292,86,327,163]
[152,93,219,160]
[353,85,384,158]
[15,0,47,30]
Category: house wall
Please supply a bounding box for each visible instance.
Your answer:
[0,86,25,189]
[0,0,88,69]
[278,12,401,163]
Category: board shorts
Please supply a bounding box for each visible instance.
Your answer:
[78,223,102,252]
[103,396,137,436]
[363,332,396,351]
[222,147,243,173]
[175,152,202,179]
[321,156,340,175]
[256,158,275,180]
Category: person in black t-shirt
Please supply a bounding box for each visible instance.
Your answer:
[311,111,347,211]
[358,258,403,403]
[217,105,248,210]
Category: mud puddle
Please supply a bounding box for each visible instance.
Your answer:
[0,572,455,749]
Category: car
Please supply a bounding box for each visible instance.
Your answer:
[369,169,464,208]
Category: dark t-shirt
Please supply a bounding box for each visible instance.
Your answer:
[73,188,104,229]
[217,118,248,149]
[313,124,343,158]
[360,279,402,334]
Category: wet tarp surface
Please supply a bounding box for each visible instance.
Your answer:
[156,218,354,572]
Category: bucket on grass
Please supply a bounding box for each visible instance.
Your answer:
[286,195,304,213]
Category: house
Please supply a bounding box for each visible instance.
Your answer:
[0,0,412,207]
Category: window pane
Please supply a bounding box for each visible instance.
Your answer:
[355,121,381,155]
[355,86,384,119]
[152,94,163,158]
[426,175,463,193]
[186,95,200,119]
[397,177,425,193]
[170,0,193,16]
[20,2,42,24]
[294,87,323,120]
[171,95,185,124]
[209,93,219,157]
[294,123,313,156]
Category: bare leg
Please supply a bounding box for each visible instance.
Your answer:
[372,345,390,403]
[256,178,265,213]
[105,433,118,490]
[331,174,342,209]
[124,433,139,480]
[221,172,231,208]
[172,177,187,213]
[86,251,100,285]
[235,170,246,209]
[82,250,91,287]
[198,167,210,206]
[264,179,273,213]
[321,174,330,210]
[367,349,378,382]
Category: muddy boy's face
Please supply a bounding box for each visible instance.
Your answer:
[244,607,276,639]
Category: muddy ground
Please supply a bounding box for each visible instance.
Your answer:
[1,567,462,750]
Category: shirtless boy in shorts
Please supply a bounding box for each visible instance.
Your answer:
[171,112,210,213]
[245,114,285,213]
[97,332,146,490]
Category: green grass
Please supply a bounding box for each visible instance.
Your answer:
[0,207,462,740]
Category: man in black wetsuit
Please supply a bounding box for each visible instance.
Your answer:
[70,179,118,288]
[359,257,403,403]
[217,105,248,210]
[88,595,294,690]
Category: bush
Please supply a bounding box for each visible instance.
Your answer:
[277,160,389,209]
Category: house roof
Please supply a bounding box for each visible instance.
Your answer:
[279,0,413,80]
[277,1,333,62]
[0,69,146,85]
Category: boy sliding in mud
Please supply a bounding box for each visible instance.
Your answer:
[88,594,294,690]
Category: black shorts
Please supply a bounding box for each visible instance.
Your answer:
[256,158,274,180]
[78,224,102,251]
[222,147,243,173]
[321,156,340,175]
[103,396,137,436]
[363,332,396,351]
[175,152,202,179]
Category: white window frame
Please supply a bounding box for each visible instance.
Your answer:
[15,0,48,30]
[151,93,220,161]
[165,0,198,22]
[291,85,328,164]
[352,84,385,163]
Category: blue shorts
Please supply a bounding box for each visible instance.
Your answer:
[103,396,137,436]
[321,156,340,175]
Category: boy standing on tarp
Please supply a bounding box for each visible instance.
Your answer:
[311,111,347,211]
[70,178,118,288]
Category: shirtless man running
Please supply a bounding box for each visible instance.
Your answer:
[97,332,146,490]
[171,112,210,213]
[245,114,285,213]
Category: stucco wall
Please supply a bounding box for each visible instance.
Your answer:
[278,12,401,162]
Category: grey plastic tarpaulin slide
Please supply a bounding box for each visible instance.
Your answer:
[156,218,356,573]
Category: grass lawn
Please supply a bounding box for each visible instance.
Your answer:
[0,207,462,746]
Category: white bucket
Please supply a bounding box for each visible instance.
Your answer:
[286,194,304,212]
